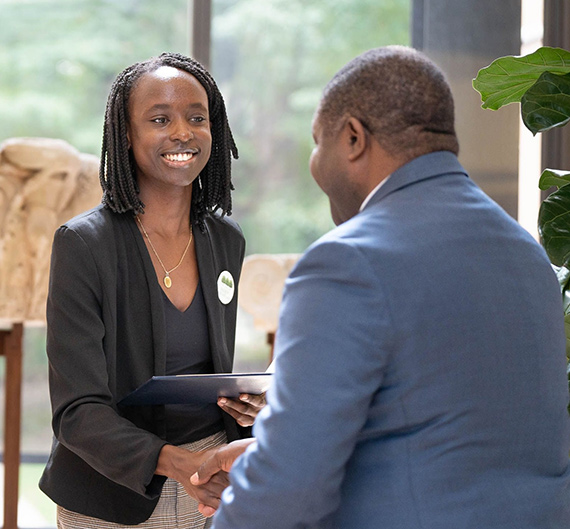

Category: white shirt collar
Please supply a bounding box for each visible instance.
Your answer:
[359,175,391,212]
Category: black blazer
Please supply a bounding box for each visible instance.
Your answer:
[39,204,247,524]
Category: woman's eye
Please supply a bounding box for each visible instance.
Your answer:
[151,117,167,124]
[192,116,206,123]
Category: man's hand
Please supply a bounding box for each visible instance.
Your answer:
[155,445,230,517]
[183,468,230,517]
[218,393,266,427]
[191,438,256,485]
[190,439,257,517]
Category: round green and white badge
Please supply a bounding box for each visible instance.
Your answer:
[217,270,235,305]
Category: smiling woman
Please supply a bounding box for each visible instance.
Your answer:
[127,66,212,204]
[37,53,266,529]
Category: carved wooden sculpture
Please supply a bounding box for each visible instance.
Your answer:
[0,137,101,321]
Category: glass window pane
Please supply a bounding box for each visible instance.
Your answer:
[0,0,189,155]
[212,0,411,371]
[212,0,411,255]
[0,1,189,526]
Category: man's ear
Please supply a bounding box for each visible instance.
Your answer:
[344,117,368,161]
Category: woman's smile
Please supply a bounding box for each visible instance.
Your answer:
[162,150,199,167]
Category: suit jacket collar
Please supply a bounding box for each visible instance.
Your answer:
[362,150,468,211]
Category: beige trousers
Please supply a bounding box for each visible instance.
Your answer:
[57,431,227,529]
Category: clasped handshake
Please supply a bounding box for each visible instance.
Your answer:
[189,437,256,517]
[171,392,264,517]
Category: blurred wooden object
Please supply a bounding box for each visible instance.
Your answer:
[0,137,101,322]
[238,254,300,360]
[0,320,23,529]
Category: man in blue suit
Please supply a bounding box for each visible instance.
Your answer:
[193,46,570,528]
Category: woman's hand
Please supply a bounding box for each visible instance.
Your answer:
[217,393,266,427]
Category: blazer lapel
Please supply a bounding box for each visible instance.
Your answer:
[194,224,231,373]
[127,215,168,376]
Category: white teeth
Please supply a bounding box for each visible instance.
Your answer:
[164,153,194,162]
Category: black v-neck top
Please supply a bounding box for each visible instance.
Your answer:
[163,280,224,444]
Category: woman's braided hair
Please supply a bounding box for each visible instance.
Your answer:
[99,52,238,225]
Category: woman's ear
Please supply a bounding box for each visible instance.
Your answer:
[344,117,368,161]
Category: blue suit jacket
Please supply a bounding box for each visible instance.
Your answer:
[213,151,570,529]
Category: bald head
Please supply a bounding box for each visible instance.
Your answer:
[317,46,459,161]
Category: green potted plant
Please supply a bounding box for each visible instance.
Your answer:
[473,46,570,388]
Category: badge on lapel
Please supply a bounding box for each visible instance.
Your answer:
[217,270,235,305]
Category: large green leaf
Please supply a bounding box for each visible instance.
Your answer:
[538,184,570,266]
[539,168,570,190]
[553,265,570,361]
[521,71,570,134]
[473,47,570,110]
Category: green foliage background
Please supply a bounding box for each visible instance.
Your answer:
[213,0,410,252]
[0,0,190,152]
[0,0,410,254]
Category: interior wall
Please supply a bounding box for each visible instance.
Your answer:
[412,0,522,219]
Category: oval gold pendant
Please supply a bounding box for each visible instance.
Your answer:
[164,275,172,288]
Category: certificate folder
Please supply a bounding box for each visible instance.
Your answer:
[119,373,273,406]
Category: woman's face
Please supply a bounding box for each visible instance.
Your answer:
[127,66,212,194]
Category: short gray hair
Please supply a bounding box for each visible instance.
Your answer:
[318,46,459,159]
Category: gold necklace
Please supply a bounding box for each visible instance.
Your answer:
[136,215,193,289]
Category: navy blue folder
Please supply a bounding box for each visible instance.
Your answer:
[119,373,273,406]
